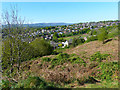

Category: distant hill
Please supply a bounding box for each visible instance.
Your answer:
[24,23,73,27]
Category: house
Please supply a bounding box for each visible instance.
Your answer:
[62,41,69,48]
[84,37,87,41]
[58,32,63,35]
[72,30,75,32]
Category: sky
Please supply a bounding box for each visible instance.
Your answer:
[1,2,118,24]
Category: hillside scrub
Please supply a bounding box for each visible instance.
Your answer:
[71,37,85,47]
[93,61,118,81]
[90,51,110,62]
[2,37,34,70]
[30,38,53,57]
[1,51,118,88]
[97,28,108,44]
[41,53,86,68]
[1,76,61,88]
[86,35,98,42]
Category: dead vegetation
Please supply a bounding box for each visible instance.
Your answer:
[64,37,118,62]
[3,37,118,88]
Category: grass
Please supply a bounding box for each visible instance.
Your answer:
[63,34,88,41]
[1,36,118,88]
[85,80,118,88]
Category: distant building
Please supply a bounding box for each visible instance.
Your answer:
[62,41,69,48]
[84,37,87,41]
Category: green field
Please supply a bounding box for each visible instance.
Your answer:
[63,34,88,41]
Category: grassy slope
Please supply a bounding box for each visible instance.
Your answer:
[64,37,118,62]
[2,37,118,88]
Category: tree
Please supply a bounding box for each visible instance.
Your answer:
[97,29,108,44]
[2,37,33,70]
[30,39,53,57]
[72,38,77,47]
[2,5,32,74]
[53,32,58,42]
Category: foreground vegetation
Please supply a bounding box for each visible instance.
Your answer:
[1,36,119,88]
[1,51,118,88]
[1,23,119,88]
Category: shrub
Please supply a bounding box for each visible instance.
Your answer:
[50,53,69,66]
[58,38,65,42]
[72,37,85,47]
[15,76,58,88]
[2,37,34,70]
[95,62,118,81]
[58,44,62,47]
[97,29,108,44]
[86,36,98,42]
[42,57,51,62]
[89,62,99,69]
[30,39,53,57]
[1,80,11,88]
[70,57,86,66]
[77,76,98,85]
[56,53,69,60]
[90,51,109,62]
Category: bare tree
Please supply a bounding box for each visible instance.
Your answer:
[2,4,31,77]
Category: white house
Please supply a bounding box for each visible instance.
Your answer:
[84,37,87,41]
[62,41,69,48]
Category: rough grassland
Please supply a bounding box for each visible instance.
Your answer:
[2,37,118,88]
[64,37,118,62]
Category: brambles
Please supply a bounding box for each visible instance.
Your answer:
[56,53,69,60]
[77,76,99,85]
[1,76,60,88]
[1,80,11,88]
[95,62,118,81]
[50,53,86,67]
[42,57,51,62]
[70,57,86,66]
[41,53,86,68]
[90,51,110,62]
[89,62,99,69]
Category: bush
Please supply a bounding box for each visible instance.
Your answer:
[30,39,53,57]
[77,76,98,85]
[108,28,118,38]
[70,57,86,66]
[90,51,109,62]
[15,76,58,88]
[1,80,11,88]
[58,38,65,42]
[16,76,46,88]
[89,62,99,69]
[72,37,85,47]
[95,62,118,81]
[86,36,98,42]
[42,57,51,62]
[50,53,70,66]
[97,29,108,44]
[58,44,62,47]
[56,53,69,60]
[2,37,34,70]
